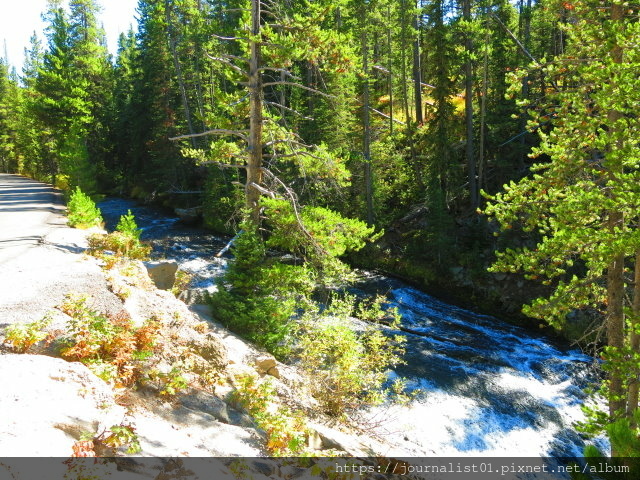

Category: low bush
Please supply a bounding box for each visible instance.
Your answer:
[295,294,407,417]
[88,231,151,260]
[116,209,142,240]
[67,186,103,229]
[3,316,52,353]
[230,374,308,456]
[207,227,313,357]
[170,270,192,297]
[211,220,408,418]
[146,365,190,396]
[87,210,150,261]
[59,294,160,386]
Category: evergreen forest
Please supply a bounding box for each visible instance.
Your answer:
[2,0,640,461]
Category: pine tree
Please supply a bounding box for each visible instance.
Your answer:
[19,33,49,180]
[31,0,113,193]
[484,0,640,453]
[0,58,22,173]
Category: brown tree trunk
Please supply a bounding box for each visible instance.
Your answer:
[362,21,374,225]
[628,252,640,422]
[412,10,422,123]
[478,12,489,197]
[166,1,196,148]
[246,0,263,225]
[400,0,410,123]
[606,4,625,431]
[387,5,394,134]
[518,0,532,173]
[463,0,477,210]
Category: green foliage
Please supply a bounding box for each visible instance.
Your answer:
[0,59,22,174]
[261,197,380,281]
[88,232,151,261]
[200,164,243,234]
[3,316,52,353]
[295,294,406,417]
[208,226,313,356]
[116,209,141,239]
[484,0,640,453]
[87,210,150,260]
[170,269,192,297]
[59,294,160,387]
[100,424,142,455]
[230,374,308,456]
[147,365,190,397]
[574,411,640,480]
[67,186,103,228]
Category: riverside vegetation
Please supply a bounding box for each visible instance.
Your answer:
[1,0,639,462]
[3,192,408,458]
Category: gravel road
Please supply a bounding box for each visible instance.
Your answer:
[0,174,121,327]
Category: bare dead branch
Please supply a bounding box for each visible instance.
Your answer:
[369,106,405,125]
[269,150,326,162]
[490,13,539,66]
[248,181,276,198]
[229,94,250,107]
[212,33,250,42]
[261,167,328,257]
[207,55,248,76]
[169,129,249,142]
[373,65,437,89]
[262,81,337,99]
[220,54,250,64]
[263,101,314,119]
[258,67,300,80]
[265,138,313,149]
[200,161,248,169]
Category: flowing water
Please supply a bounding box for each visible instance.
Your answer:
[98,198,608,459]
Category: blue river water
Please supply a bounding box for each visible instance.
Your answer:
[98,197,608,459]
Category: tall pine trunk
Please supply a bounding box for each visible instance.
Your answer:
[462,0,477,209]
[628,252,640,421]
[362,13,374,225]
[605,6,625,455]
[412,9,422,123]
[246,0,263,225]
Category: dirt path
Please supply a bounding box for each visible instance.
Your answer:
[0,174,121,327]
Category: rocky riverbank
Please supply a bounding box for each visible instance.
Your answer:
[0,208,398,477]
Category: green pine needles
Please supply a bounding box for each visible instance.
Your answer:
[116,209,142,240]
[67,186,103,229]
[484,0,640,457]
[88,210,150,261]
[209,205,406,417]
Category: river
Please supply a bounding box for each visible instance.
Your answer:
[98,197,608,459]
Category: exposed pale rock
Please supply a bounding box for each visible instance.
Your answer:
[255,355,277,375]
[307,422,377,457]
[131,402,264,457]
[143,260,178,290]
[0,354,126,456]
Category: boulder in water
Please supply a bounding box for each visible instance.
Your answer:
[174,207,202,225]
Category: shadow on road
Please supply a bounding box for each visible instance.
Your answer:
[0,236,43,247]
[44,241,87,255]
[0,206,64,214]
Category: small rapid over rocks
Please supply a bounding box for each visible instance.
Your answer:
[98,197,607,458]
